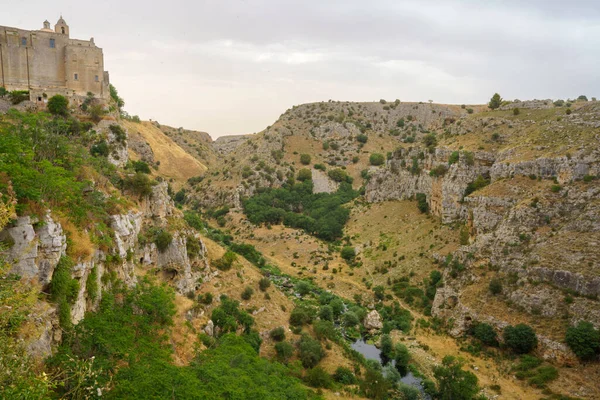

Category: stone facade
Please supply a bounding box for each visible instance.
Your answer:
[0,17,109,99]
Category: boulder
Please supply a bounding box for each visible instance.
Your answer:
[364,310,383,330]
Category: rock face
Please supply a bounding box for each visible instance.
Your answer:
[311,168,338,194]
[96,120,129,168]
[1,213,67,286]
[364,310,383,330]
[145,181,174,220]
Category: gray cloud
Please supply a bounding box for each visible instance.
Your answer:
[3,0,598,137]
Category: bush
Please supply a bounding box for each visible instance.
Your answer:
[333,367,356,385]
[299,154,311,165]
[313,320,336,341]
[132,160,151,174]
[295,281,312,297]
[369,153,385,166]
[423,133,437,151]
[566,108,572,115]
[123,172,153,197]
[394,343,410,371]
[47,95,69,116]
[489,278,503,295]
[304,367,332,388]
[513,107,520,116]
[342,311,359,327]
[274,341,294,363]
[318,305,333,322]
[270,327,286,342]
[154,230,173,253]
[198,292,213,305]
[297,168,312,182]
[448,151,460,165]
[9,90,29,104]
[90,140,109,157]
[380,334,393,358]
[340,246,356,262]
[214,250,237,271]
[356,134,368,143]
[416,193,428,213]
[466,108,474,114]
[259,277,271,292]
[433,356,479,400]
[290,305,314,327]
[565,321,600,361]
[488,93,502,110]
[472,323,498,346]
[504,324,538,354]
[464,175,490,196]
[298,334,324,368]
[241,286,254,300]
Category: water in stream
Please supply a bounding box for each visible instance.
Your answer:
[351,339,431,399]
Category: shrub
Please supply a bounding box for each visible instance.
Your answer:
[554,99,565,107]
[466,108,474,114]
[491,132,500,141]
[472,323,498,346]
[489,278,503,295]
[356,134,368,143]
[513,107,520,116]
[214,250,237,271]
[304,367,332,388]
[300,154,311,165]
[270,327,286,342]
[327,168,350,183]
[423,133,437,151]
[47,95,69,116]
[433,356,479,400]
[566,108,572,115]
[132,160,151,174]
[258,277,271,292]
[416,193,428,213]
[198,292,213,305]
[241,286,254,300]
[274,341,294,363]
[123,172,153,197]
[90,140,109,157]
[333,367,356,385]
[313,320,336,341]
[9,90,29,104]
[504,324,538,354]
[342,311,359,327]
[290,305,314,327]
[565,321,600,361]
[369,153,385,166]
[448,151,460,165]
[154,230,173,253]
[0,86,7,97]
[298,335,324,368]
[380,334,393,358]
[394,343,410,371]
[430,164,448,177]
[340,246,355,262]
[318,305,333,321]
[551,184,561,193]
[577,95,588,101]
[297,168,312,182]
[488,93,502,110]
[295,281,312,297]
[464,175,490,196]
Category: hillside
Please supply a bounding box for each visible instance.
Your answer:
[179,97,600,399]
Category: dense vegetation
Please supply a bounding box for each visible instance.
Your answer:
[243,180,358,241]
[48,279,315,399]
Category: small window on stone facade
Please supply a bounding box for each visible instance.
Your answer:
[74,73,78,81]
[49,38,55,48]
[95,75,99,82]
[61,27,65,34]
[21,37,27,46]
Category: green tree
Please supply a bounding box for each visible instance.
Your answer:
[488,93,502,110]
[489,278,503,295]
[380,334,393,358]
[416,193,428,213]
[472,323,498,346]
[394,343,410,373]
[357,134,368,143]
[47,94,69,116]
[433,356,479,400]
[270,327,286,342]
[297,168,312,182]
[259,277,271,292]
[369,153,385,166]
[300,154,311,165]
[275,341,294,363]
[565,321,600,361]
[298,334,324,368]
[340,246,356,262]
[504,324,538,354]
[109,84,125,109]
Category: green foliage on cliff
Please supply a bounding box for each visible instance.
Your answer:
[243,180,358,241]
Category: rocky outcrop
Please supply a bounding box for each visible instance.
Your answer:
[312,168,338,194]
[0,213,66,286]
[364,310,383,330]
[213,135,251,155]
[145,181,174,220]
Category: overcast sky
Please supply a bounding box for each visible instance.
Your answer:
[3,1,599,137]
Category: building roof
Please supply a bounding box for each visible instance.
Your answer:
[56,16,67,25]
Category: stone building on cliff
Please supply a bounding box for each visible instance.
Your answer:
[0,17,109,102]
